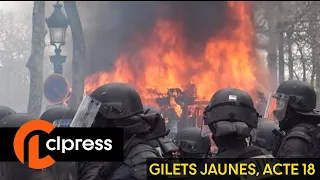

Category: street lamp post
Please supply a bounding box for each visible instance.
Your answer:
[46,1,69,74]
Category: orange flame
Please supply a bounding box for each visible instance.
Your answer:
[169,96,182,117]
[84,2,269,116]
[264,93,277,120]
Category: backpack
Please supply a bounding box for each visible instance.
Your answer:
[95,137,161,180]
[282,123,320,158]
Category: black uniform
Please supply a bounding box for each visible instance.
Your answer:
[142,106,178,158]
[174,127,211,159]
[72,83,161,180]
[202,88,272,159]
[268,80,320,158]
[254,118,279,152]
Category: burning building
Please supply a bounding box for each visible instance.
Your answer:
[83,1,270,131]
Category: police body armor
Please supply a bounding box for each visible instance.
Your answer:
[72,83,162,180]
[254,118,279,152]
[95,136,160,180]
[273,123,320,158]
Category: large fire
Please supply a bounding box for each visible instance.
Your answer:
[84,1,269,116]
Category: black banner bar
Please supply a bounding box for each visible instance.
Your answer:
[0,127,124,162]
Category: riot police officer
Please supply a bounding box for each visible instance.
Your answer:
[143,105,178,158]
[202,88,272,158]
[71,83,161,180]
[0,106,15,121]
[266,80,320,158]
[254,118,279,153]
[174,127,211,158]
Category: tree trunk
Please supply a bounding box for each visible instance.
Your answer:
[265,2,279,90]
[287,31,294,80]
[312,44,320,88]
[297,43,306,82]
[310,13,320,89]
[311,59,316,86]
[26,1,46,117]
[278,31,284,84]
[64,1,86,110]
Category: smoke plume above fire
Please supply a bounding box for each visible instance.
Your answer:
[84,1,270,116]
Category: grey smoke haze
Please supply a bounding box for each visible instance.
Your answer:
[0,1,239,112]
[79,1,229,76]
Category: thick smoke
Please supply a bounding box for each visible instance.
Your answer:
[80,1,229,75]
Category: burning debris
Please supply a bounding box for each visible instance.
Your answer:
[84,1,270,129]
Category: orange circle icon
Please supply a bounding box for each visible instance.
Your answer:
[13,120,55,169]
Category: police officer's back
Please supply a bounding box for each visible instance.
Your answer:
[201,88,271,159]
[71,83,161,180]
[267,80,320,158]
[254,118,279,153]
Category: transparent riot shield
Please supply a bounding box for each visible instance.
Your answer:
[70,95,102,127]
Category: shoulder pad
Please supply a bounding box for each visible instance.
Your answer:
[125,144,160,167]
[284,130,313,144]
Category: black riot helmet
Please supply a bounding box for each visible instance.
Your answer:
[174,127,211,158]
[266,80,318,123]
[201,88,259,138]
[40,106,74,123]
[90,83,144,120]
[255,119,279,151]
[277,80,316,112]
[0,106,15,120]
[70,83,150,134]
[0,113,37,127]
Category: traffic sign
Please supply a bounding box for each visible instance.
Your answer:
[44,74,69,104]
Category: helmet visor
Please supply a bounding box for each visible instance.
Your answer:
[70,95,102,128]
[201,116,211,137]
[53,119,73,127]
[264,93,289,121]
